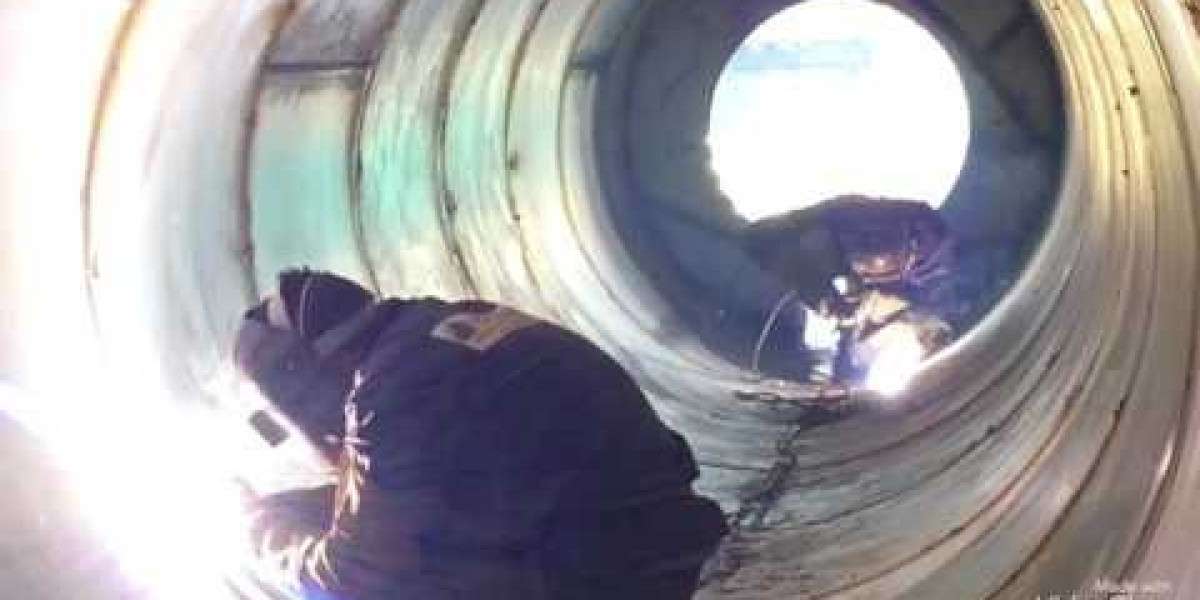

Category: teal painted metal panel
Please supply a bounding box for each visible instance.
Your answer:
[250,69,374,291]
[358,0,485,299]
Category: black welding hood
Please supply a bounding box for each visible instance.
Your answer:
[234,270,378,444]
[821,196,951,287]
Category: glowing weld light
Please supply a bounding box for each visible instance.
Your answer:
[65,414,255,600]
[0,384,264,600]
[863,322,927,396]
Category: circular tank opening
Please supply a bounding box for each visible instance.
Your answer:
[707,0,972,220]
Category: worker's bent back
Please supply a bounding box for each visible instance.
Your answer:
[248,297,727,599]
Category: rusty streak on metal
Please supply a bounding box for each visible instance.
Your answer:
[503,0,554,303]
[347,2,410,297]
[432,0,489,299]
[81,1,147,330]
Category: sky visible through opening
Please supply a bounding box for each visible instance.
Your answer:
[708,0,971,221]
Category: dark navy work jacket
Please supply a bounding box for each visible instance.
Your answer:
[251,299,726,600]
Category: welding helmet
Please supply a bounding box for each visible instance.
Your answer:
[824,196,950,287]
[233,270,377,443]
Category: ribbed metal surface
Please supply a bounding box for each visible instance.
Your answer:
[0,0,1198,599]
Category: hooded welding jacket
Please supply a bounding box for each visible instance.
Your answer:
[247,298,727,600]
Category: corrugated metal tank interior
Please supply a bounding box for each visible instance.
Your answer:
[2,0,1200,598]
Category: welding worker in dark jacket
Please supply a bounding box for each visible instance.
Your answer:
[233,269,727,600]
[741,194,960,382]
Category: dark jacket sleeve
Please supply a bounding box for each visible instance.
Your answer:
[247,451,434,598]
[248,302,724,598]
[247,485,340,592]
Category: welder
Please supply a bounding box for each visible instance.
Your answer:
[233,269,727,600]
[741,194,960,385]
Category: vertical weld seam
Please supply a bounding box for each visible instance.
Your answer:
[236,60,266,299]
[239,0,304,300]
[348,66,383,295]
[434,0,490,299]
[347,1,412,297]
[503,0,556,305]
[82,2,146,335]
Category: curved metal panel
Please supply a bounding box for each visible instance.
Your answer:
[442,0,555,315]
[86,0,291,399]
[358,0,484,299]
[249,69,375,289]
